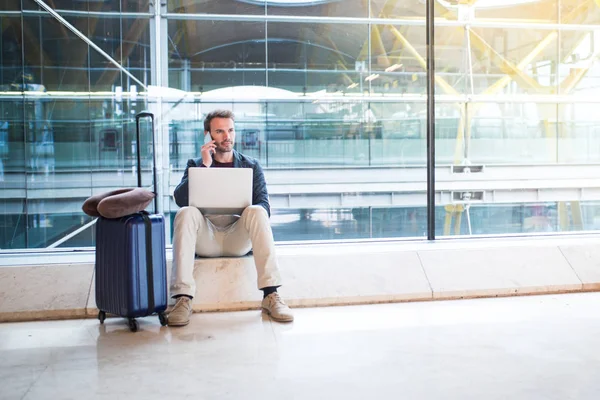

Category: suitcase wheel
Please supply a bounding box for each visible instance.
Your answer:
[98,311,106,324]
[127,318,139,332]
[158,312,168,327]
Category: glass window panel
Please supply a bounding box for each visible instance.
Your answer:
[2,0,20,11]
[92,99,121,171]
[267,0,367,18]
[24,100,92,249]
[558,101,600,164]
[0,98,26,250]
[267,22,367,94]
[271,208,373,241]
[28,99,87,172]
[20,14,90,92]
[0,13,25,250]
[89,16,151,92]
[0,99,24,173]
[434,102,461,165]
[397,0,561,23]
[86,16,149,94]
[436,201,600,237]
[27,1,151,13]
[371,0,426,18]
[54,211,95,248]
[435,3,599,237]
[434,26,560,95]
[25,199,94,248]
[89,14,122,91]
[436,105,600,236]
[473,0,559,23]
[122,1,151,12]
[437,102,560,165]
[0,207,27,249]
[370,24,426,95]
[264,101,374,168]
[45,0,88,11]
[168,0,265,15]
[575,1,600,25]
[372,101,426,166]
[168,20,266,91]
[558,28,600,163]
[557,102,600,163]
[269,206,426,241]
[121,17,151,86]
[235,109,268,166]
[166,101,202,170]
[21,0,47,10]
[582,202,600,230]
[1,16,23,91]
[558,29,600,98]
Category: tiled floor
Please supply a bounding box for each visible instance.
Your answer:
[3,293,600,400]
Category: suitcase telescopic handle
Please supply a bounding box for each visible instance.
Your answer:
[135,111,159,213]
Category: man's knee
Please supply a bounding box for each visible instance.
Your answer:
[243,205,268,220]
[174,206,202,226]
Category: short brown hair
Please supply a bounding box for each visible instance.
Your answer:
[204,109,235,132]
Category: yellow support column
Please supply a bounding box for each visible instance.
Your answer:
[444,208,454,236]
[571,201,584,231]
[444,205,464,235]
[558,202,569,231]
[454,211,463,235]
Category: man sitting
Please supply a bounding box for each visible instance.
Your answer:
[168,109,293,326]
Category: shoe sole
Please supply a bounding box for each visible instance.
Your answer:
[167,320,190,327]
[262,307,294,322]
[167,312,192,327]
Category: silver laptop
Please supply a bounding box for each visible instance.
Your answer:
[188,167,253,215]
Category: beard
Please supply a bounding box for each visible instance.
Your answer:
[216,140,233,152]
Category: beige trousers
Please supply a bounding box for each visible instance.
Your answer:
[170,205,282,298]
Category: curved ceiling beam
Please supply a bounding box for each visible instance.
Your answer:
[190,38,356,61]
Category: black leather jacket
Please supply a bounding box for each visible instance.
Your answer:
[173,150,271,217]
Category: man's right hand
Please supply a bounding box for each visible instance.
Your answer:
[201,139,216,167]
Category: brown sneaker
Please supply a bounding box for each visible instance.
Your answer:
[261,293,294,322]
[168,297,193,327]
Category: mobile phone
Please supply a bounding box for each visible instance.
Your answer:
[203,133,215,155]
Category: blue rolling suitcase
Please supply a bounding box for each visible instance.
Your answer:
[95,112,168,332]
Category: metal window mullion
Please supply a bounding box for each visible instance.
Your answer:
[426,0,436,241]
[163,12,600,32]
[265,18,269,88]
[86,3,94,243]
[164,13,424,25]
[20,0,29,248]
[21,9,152,18]
[151,1,169,221]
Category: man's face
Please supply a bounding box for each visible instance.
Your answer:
[207,117,235,153]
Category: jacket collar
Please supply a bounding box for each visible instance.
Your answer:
[233,149,242,168]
